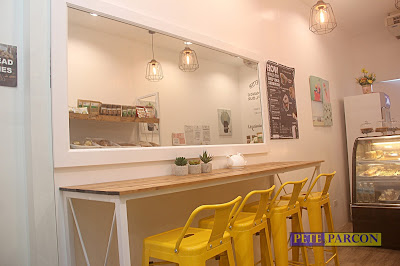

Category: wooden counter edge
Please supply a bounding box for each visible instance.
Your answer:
[59,160,324,196]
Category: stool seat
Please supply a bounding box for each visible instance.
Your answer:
[243,200,300,214]
[145,227,231,256]
[142,197,241,266]
[281,192,328,202]
[200,212,260,231]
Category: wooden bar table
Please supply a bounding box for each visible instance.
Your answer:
[60,160,323,266]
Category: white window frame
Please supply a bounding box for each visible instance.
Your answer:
[51,0,269,168]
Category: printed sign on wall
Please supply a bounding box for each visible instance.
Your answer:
[245,79,264,144]
[266,60,299,139]
[0,43,17,87]
[309,76,332,127]
[217,109,232,136]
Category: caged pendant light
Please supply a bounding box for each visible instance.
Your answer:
[145,31,163,82]
[309,0,337,35]
[179,42,199,72]
[396,0,400,10]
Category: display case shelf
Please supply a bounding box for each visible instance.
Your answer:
[69,113,159,124]
[357,160,400,164]
[356,176,400,182]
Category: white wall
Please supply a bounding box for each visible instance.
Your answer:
[347,30,400,97]
[0,0,30,265]
[55,0,354,265]
[0,0,58,266]
[68,24,248,145]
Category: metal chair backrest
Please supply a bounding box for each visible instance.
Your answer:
[267,178,308,212]
[174,196,242,253]
[304,171,336,200]
[229,185,276,227]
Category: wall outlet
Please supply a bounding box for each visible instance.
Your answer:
[333,200,338,207]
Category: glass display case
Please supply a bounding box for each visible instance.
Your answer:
[352,135,400,249]
[353,135,400,205]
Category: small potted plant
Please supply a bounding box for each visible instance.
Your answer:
[174,157,188,176]
[199,151,213,173]
[356,68,376,94]
[188,159,201,174]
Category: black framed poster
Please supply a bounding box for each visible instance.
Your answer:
[266,60,299,139]
[0,43,17,87]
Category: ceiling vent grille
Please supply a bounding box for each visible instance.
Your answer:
[386,11,400,39]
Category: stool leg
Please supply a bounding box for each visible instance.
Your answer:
[270,214,289,266]
[260,227,274,266]
[142,246,150,266]
[294,211,309,266]
[218,251,229,266]
[307,202,324,266]
[324,201,340,266]
[291,213,300,262]
[227,246,236,266]
[233,232,255,266]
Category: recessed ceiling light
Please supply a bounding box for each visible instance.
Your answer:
[184,41,192,45]
[90,13,98,17]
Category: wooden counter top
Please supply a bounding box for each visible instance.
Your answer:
[60,161,323,196]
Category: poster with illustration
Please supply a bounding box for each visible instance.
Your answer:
[309,76,332,127]
[218,109,232,136]
[266,61,299,139]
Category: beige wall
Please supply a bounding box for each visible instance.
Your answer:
[347,29,400,97]
[56,0,354,265]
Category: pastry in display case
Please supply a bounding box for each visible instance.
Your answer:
[352,135,400,249]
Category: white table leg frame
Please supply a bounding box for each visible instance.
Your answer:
[68,198,91,266]
[63,192,132,266]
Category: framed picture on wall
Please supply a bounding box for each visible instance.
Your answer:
[309,76,332,127]
[217,109,232,136]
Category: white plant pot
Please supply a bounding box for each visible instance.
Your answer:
[201,163,212,173]
[174,165,188,176]
[189,164,201,174]
[362,84,373,94]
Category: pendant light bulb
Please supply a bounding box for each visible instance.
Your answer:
[145,31,163,82]
[315,6,328,24]
[319,9,326,23]
[186,53,190,64]
[179,46,199,72]
[152,64,157,75]
[309,0,337,35]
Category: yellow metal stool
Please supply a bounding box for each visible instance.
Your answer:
[142,196,241,266]
[199,186,276,266]
[280,172,339,266]
[243,178,309,266]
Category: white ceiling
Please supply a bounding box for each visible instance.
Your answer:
[300,0,398,37]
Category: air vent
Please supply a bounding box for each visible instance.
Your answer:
[386,11,400,39]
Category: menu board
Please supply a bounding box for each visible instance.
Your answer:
[266,61,299,139]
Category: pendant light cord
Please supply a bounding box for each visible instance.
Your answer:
[152,34,155,59]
